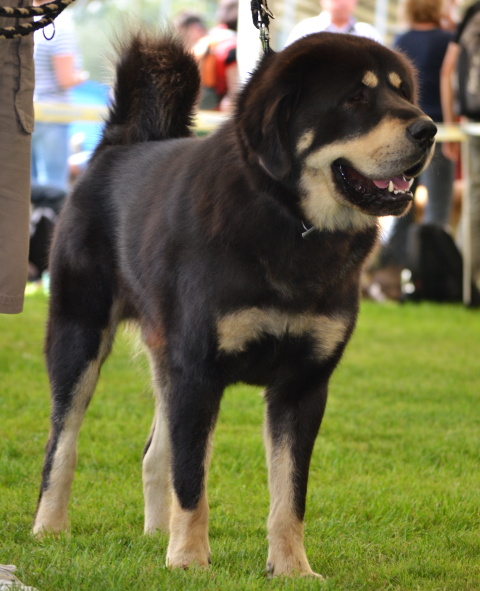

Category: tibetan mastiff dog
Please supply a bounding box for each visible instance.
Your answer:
[34,31,436,577]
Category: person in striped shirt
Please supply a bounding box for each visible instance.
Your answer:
[31,0,87,191]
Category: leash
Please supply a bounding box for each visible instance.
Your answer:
[0,0,76,40]
[250,0,316,240]
[250,0,274,54]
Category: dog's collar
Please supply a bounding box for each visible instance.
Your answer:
[301,222,316,240]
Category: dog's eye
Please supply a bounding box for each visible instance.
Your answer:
[347,92,367,105]
[399,83,411,100]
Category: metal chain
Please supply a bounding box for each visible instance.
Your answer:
[250,0,274,53]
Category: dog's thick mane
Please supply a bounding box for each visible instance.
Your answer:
[100,32,200,147]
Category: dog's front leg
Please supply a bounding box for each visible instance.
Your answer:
[263,379,328,578]
[165,376,222,569]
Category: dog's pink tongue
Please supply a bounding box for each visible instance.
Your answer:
[373,176,411,191]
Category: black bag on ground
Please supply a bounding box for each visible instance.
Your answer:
[29,208,57,277]
[29,184,66,278]
[406,223,480,304]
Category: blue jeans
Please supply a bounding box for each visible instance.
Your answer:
[31,121,70,191]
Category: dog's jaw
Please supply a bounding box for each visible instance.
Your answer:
[299,161,378,233]
[297,116,435,229]
[331,160,415,217]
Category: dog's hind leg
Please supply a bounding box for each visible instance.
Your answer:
[263,376,328,578]
[143,352,172,534]
[33,297,121,536]
[164,372,223,569]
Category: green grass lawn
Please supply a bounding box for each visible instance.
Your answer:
[1,291,479,590]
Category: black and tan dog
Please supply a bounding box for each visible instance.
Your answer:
[33,32,436,577]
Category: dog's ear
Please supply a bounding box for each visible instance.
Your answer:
[257,93,295,180]
[238,89,296,181]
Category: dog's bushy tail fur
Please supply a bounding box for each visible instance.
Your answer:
[100,32,200,146]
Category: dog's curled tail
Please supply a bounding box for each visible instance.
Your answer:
[101,32,200,146]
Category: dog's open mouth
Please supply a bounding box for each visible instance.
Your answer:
[333,160,415,216]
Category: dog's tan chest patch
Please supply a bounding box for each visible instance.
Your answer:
[216,307,349,360]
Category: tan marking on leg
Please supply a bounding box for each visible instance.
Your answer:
[34,308,120,536]
[296,130,315,154]
[217,308,349,361]
[389,72,402,89]
[264,423,321,577]
[166,434,213,568]
[141,323,166,350]
[143,355,171,534]
[33,360,102,535]
[362,71,378,88]
[166,493,210,569]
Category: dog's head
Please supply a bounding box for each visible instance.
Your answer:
[236,33,437,231]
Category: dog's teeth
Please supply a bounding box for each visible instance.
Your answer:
[408,178,414,189]
[388,181,394,192]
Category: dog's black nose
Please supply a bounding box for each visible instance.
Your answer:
[408,118,437,149]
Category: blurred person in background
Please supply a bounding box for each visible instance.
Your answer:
[174,12,208,51]
[31,0,87,191]
[192,0,239,111]
[1,1,42,587]
[369,0,455,300]
[0,0,34,314]
[441,0,480,289]
[285,0,382,46]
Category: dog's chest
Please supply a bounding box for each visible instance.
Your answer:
[216,307,351,363]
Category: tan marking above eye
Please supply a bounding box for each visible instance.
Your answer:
[362,71,379,88]
[296,130,315,154]
[389,72,402,89]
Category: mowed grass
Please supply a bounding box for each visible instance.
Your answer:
[1,291,479,590]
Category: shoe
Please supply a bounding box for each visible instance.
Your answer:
[0,565,38,590]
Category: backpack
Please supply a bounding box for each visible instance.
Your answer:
[29,208,57,278]
[29,185,66,279]
[456,10,480,120]
[405,223,480,305]
[194,27,236,109]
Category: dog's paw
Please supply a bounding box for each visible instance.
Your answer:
[144,520,170,536]
[166,547,211,570]
[32,522,68,538]
[33,495,70,537]
[265,560,324,579]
